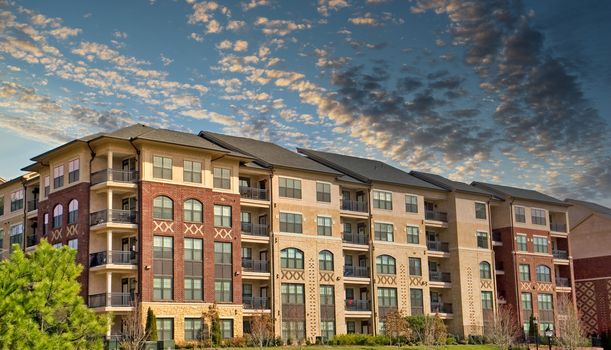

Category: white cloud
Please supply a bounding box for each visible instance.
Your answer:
[160,53,173,66]
[189,32,204,42]
[317,0,349,16]
[233,40,249,52]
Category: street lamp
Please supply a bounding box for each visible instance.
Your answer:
[545,327,553,350]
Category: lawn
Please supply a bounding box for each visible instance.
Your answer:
[224,346,498,350]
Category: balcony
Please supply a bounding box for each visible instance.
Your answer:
[492,232,503,246]
[556,277,571,288]
[345,299,371,312]
[242,259,270,273]
[431,302,453,314]
[429,271,451,283]
[425,210,448,222]
[91,169,138,185]
[90,251,138,267]
[27,199,38,212]
[26,235,38,248]
[343,266,370,278]
[495,262,505,274]
[341,200,368,213]
[239,186,268,201]
[342,232,368,245]
[88,293,134,308]
[90,209,138,226]
[241,222,269,237]
[243,297,270,309]
[550,223,567,233]
[553,249,568,260]
[427,240,449,253]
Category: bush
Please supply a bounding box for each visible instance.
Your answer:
[328,334,391,346]
[222,337,247,348]
[446,334,458,345]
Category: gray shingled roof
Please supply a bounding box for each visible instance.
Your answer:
[201,132,343,175]
[565,198,611,219]
[298,149,444,191]
[410,171,493,196]
[471,181,568,206]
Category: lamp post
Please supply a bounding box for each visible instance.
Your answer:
[545,327,553,350]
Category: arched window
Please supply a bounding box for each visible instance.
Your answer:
[480,261,491,279]
[319,250,334,271]
[153,196,173,220]
[52,205,63,228]
[376,255,396,275]
[280,248,304,269]
[68,199,78,225]
[536,265,551,282]
[184,199,203,223]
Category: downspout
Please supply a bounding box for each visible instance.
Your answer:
[268,169,276,337]
[128,138,141,304]
[366,184,377,336]
[487,198,498,318]
[508,199,522,324]
[20,178,27,251]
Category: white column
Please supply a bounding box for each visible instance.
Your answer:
[107,151,113,181]
[107,189,113,222]
[107,230,113,263]
[106,271,112,306]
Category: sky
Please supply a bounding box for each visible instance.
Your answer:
[1,0,610,206]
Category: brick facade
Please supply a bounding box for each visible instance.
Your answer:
[574,256,611,334]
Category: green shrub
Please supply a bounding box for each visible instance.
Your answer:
[446,334,458,345]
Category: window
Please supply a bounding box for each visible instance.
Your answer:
[405,195,418,213]
[281,248,304,269]
[52,205,63,228]
[68,159,79,183]
[320,321,335,340]
[316,182,331,202]
[184,238,203,301]
[68,199,78,225]
[377,287,397,307]
[53,243,62,249]
[43,213,48,236]
[376,255,396,274]
[214,242,232,302]
[538,293,553,311]
[475,202,487,219]
[184,199,203,223]
[533,236,548,253]
[481,291,493,309]
[536,265,551,282]
[156,318,174,341]
[406,226,419,244]
[317,216,332,236]
[44,176,50,197]
[184,318,202,341]
[53,165,64,188]
[281,283,305,341]
[0,196,4,216]
[516,234,528,251]
[68,238,78,250]
[281,283,305,304]
[318,250,333,271]
[409,257,422,276]
[183,160,202,183]
[153,236,173,300]
[480,261,491,279]
[410,289,424,315]
[221,319,233,339]
[373,190,392,210]
[9,224,23,251]
[521,292,532,310]
[10,190,24,212]
[213,167,231,189]
[320,285,334,305]
[279,177,301,199]
[477,231,489,249]
[374,222,394,242]
[515,206,526,223]
[153,156,172,180]
[279,212,302,233]
[214,205,232,227]
[532,208,546,225]
[153,196,173,220]
[519,264,530,281]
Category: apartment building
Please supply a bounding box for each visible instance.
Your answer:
[565,199,611,335]
[472,182,574,334]
[0,173,39,259]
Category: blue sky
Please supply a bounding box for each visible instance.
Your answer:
[1,0,610,205]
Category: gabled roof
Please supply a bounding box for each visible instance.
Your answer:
[565,198,611,220]
[297,148,443,191]
[410,171,494,197]
[471,181,568,206]
[200,132,342,176]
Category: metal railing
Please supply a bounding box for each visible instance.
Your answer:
[243,297,270,309]
[426,240,449,252]
[429,271,451,283]
[241,222,269,236]
[431,302,453,314]
[553,249,568,259]
[27,199,38,212]
[342,232,368,245]
[239,186,268,200]
[90,251,138,267]
[343,266,369,278]
[26,235,38,247]
[242,259,269,273]
[90,209,138,226]
[555,277,570,287]
[345,300,370,311]
[550,223,567,233]
[425,210,448,222]
[88,293,134,307]
[341,200,368,213]
[91,169,138,185]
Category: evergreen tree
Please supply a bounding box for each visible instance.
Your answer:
[211,312,222,347]
[529,314,538,339]
[0,240,108,349]
[145,307,157,341]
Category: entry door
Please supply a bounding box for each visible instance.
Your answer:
[122,197,137,211]
[361,321,369,334]
[429,261,439,272]
[359,287,368,300]
[345,288,354,300]
[430,291,441,303]
[259,250,268,262]
[358,255,367,267]
[258,215,267,225]
[342,190,351,201]
[356,191,365,202]
[122,158,136,171]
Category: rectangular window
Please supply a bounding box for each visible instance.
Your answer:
[214,205,232,227]
[320,321,335,340]
[531,208,546,225]
[519,264,530,281]
[10,190,24,212]
[184,318,202,341]
[213,167,231,189]
[53,165,64,188]
[320,285,334,305]
[156,318,174,341]
[183,160,202,183]
[184,238,203,301]
[410,288,424,315]
[538,293,553,310]
[68,238,78,250]
[68,159,80,183]
[521,292,532,310]
[281,283,305,304]
[153,156,173,180]
[477,231,489,249]
[9,224,23,252]
[515,206,526,223]
[405,195,418,213]
[316,182,331,202]
[214,242,232,302]
[44,176,50,197]
[374,222,394,242]
[373,190,392,210]
[153,236,173,300]
[317,216,332,236]
[221,319,233,339]
[481,291,493,309]
[475,202,487,219]
[406,226,419,244]
[516,234,527,251]
[533,236,548,253]
[377,287,397,307]
[279,177,302,199]
[409,257,422,276]
[280,212,303,233]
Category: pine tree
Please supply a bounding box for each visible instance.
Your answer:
[211,312,222,347]
[145,307,157,341]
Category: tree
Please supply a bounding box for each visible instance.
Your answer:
[201,304,221,347]
[120,304,150,350]
[556,294,589,350]
[422,314,447,349]
[145,307,157,341]
[249,312,274,349]
[529,313,538,340]
[0,240,108,349]
[488,304,522,350]
[383,310,410,345]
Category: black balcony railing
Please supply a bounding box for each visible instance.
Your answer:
[239,186,268,200]
[88,293,134,308]
[27,199,38,212]
[556,277,570,287]
[344,266,369,278]
[342,232,368,245]
[550,223,567,233]
[241,222,269,236]
[345,299,370,311]
[429,271,451,283]
[425,210,448,222]
[431,302,453,314]
[26,235,38,247]
[242,259,269,273]
[341,200,368,213]
[426,240,449,252]
[89,251,138,267]
[553,249,568,260]
[91,169,138,185]
[243,296,270,309]
[90,209,138,226]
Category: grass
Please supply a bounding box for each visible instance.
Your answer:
[224,346,498,350]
